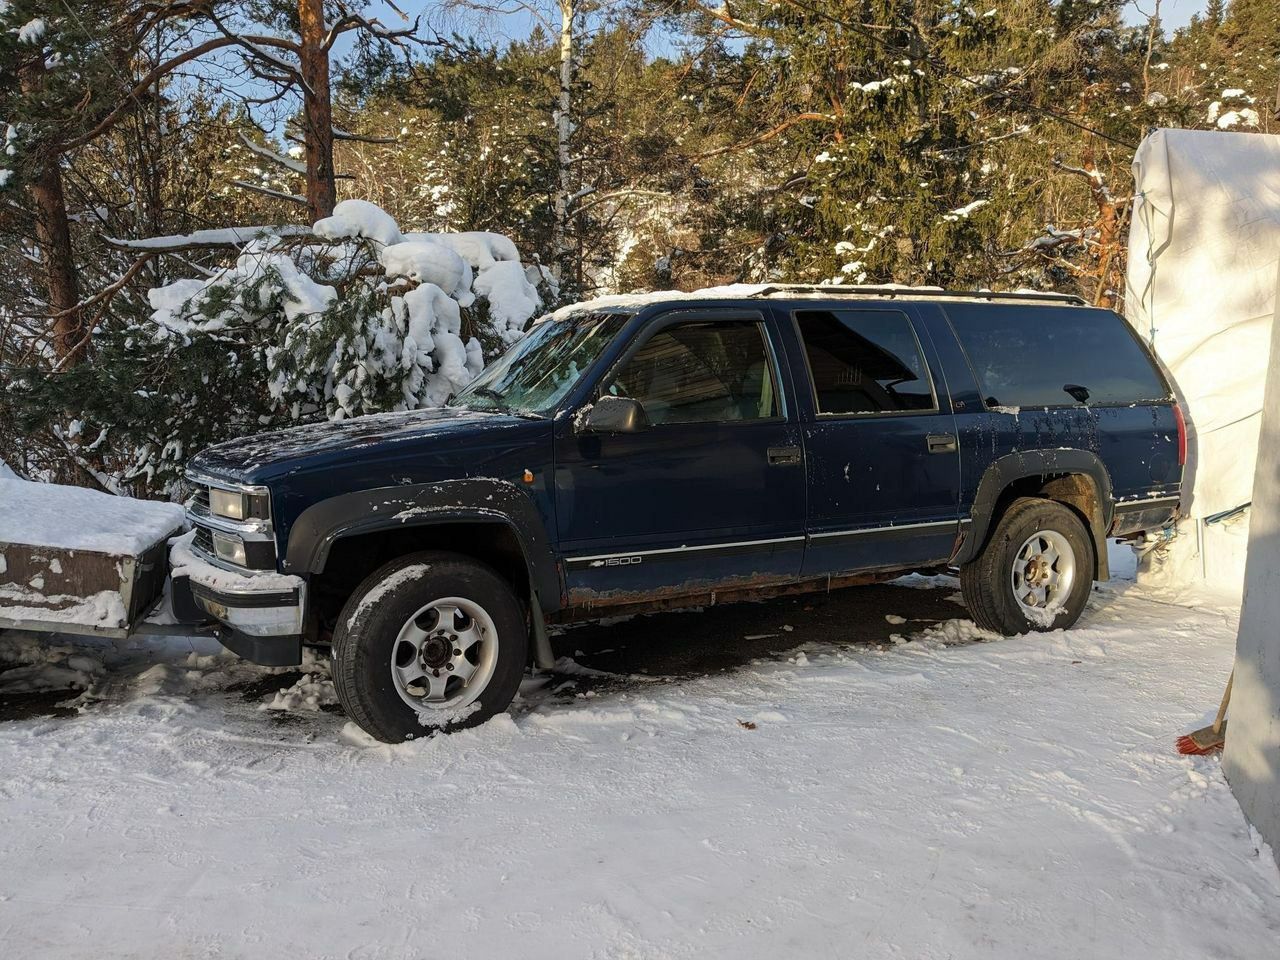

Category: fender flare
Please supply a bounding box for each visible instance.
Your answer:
[283,479,562,608]
[957,449,1114,578]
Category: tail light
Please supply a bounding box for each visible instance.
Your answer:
[1173,403,1188,467]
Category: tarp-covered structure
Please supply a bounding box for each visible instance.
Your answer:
[1125,128,1280,597]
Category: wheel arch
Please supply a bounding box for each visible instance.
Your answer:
[958,450,1113,579]
[284,479,562,614]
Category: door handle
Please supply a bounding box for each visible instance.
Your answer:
[767,445,802,466]
[926,434,958,454]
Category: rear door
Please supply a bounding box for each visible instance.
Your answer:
[554,308,806,602]
[784,303,964,576]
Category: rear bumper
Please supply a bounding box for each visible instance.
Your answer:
[170,532,306,666]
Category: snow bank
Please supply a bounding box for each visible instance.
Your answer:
[1125,128,1280,599]
[0,478,185,555]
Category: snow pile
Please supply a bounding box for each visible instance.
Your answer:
[0,478,185,554]
[262,671,338,712]
[146,200,541,420]
[1126,128,1280,599]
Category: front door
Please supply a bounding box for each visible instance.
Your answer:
[554,309,806,603]
[787,304,964,576]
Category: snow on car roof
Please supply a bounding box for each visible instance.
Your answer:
[542,284,1085,322]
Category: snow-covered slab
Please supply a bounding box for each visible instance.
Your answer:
[0,478,185,555]
[0,480,185,637]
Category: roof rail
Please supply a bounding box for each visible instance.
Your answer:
[750,285,1088,306]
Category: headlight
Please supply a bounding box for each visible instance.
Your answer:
[209,488,246,520]
[211,531,248,567]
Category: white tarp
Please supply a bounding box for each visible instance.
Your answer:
[1127,128,1280,519]
[1125,128,1280,597]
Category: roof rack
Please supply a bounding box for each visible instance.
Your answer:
[750,285,1087,306]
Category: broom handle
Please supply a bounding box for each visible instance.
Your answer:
[1212,670,1234,735]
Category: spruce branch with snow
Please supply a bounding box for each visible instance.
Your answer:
[11,202,540,494]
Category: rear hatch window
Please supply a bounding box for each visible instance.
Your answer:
[946,303,1171,408]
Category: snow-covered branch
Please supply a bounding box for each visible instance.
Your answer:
[104,226,313,253]
[237,134,307,175]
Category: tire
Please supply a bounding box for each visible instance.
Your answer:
[331,551,528,742]
[960,497,1095,636]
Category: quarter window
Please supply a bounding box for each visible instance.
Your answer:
[605,320,778,425]
[796,309,936,415]
[946,304,1170,408]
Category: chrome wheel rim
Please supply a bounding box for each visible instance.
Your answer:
[390,596,499,714]
[1011,529,1076,620]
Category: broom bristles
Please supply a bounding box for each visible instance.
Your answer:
[1176,721,1227,756]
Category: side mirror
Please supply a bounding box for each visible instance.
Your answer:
[580,395,649,433]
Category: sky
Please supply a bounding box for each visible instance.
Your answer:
[1123,0,1205,30]
[369,2,1212,54]
[386,0,1208,45]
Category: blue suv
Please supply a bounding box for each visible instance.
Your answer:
[172,286,1183,741]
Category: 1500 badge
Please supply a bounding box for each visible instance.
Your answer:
[590,556,643,568]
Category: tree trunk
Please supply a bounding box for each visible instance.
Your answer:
[298,0,336,221]
[550,0,576,283]
[19,56,82,365]
[1082,150,1122,309]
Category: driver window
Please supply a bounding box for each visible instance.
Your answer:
[605,320,778,425]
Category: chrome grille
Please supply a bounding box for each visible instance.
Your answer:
[193,525,215,556]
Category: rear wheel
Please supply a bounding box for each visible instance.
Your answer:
[960,497,1095,635]
[331,552,528,742]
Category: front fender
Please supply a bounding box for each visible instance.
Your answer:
[283,479,561,607]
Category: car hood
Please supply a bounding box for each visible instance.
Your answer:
[190,406,539,484]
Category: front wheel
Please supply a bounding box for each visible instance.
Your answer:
[960,497,1095,635]
[332,552,528,742]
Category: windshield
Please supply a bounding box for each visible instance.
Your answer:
[449,311,630,416]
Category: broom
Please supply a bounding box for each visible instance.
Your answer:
[1176,670,1233,755]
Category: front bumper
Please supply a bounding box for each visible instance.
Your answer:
[170,531,306,666]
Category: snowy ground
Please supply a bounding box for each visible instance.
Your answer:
[1,549,1277,959]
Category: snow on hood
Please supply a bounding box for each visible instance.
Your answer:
[190,406,533,482]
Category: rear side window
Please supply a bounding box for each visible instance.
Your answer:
[795,309,936,415]
[947,304,1169,408]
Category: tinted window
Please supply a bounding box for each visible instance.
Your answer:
[947,304,1169,408]
[606,320,778,425]
[796,309,935,414]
